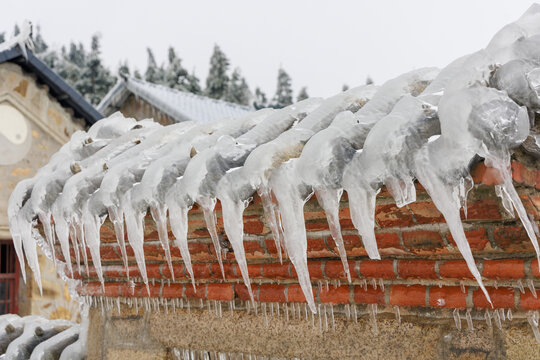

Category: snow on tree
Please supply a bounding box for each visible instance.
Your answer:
[13,24,20,36]
[118,61,130,76]
[32,25,48,54]
[253,87,267,109]
[205,44,230,99]
[145,48,164,84]
[77,35,116,105]
[165,47,192,91]
[297,86,309,101]
[0,33,4,43]
[271,67,293,108]
[134,70,142,80]
[186,70,202,94]
[342,84,349,92]
[366,76,374,85]
[224,68,251,105]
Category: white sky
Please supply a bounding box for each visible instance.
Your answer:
[1,1,537,97]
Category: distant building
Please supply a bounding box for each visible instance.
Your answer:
[97,75,251,125]
[0,43,101,320]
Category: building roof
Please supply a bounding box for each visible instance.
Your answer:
[97,76,252,123]
[0,45,103,125]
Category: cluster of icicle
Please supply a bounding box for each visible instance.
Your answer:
[0,20,34,59]
[0,313,87,360]
[9,5,540,314]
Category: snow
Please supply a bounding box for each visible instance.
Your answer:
[7,5,540,317]
[0,20,33,58]
[97,76,252,124]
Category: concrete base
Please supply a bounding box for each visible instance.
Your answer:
[87,304,540,359]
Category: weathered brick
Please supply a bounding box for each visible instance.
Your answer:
[287,284,315,303]
[520,290,540,310]
[473,287,514,309]
[353,287,385,305]
[319,285,350,304]
[446,228,489,251]
[471,163,503,186]
[407,202,445,224]
[261,263,291,279]
[390,285,426,307]
[463,199,502,221]
[402,231,446,254]
[292,261,325,280]
[235,284,257,302]
[306,237,333,257]
[162,283,184,298]
[493,226,534,252]
[375,204,414,227]
[398,260,437,279]
[324,260,354,280]
[207,283,234,301]
[429,286,467,308]
[483,259,525,279]
[359,260,396,279]
[438,260,474,279]
[258,284,286,302]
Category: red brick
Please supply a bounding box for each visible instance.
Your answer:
[162,283,184,298]
[187,242,211,256]
[376,232,402,249]
[100,245,121,261]
[402,231,446,254]
[243,215,265,235]
[438,260,475,279]
[407,202,445,224]
[446,228,489,251]
[493,226,534,252]
[520,290,540,310]
[258,284,286,302]
[429,286,467,308]
[464,199,502,221]
[390,285,426,307]
[305,219,330,231]
[375,204,414,227]
[291,261,324,280]
[353,287,385,305]
[244,240,265,257]
[359,260,396,279]
[235,284,257,301]
[512,161,537,187]
[78,282,103,296]
[234,263,261,278]
[324,260,354,280]
[532,259,540,278]
[185,284,206,299]
[265,239,286,258]
[162,264,187,280]
[146,283,161,297]
[471,163,503,186]
[261,263,291,279]
[338,234,363,252]
[319,285,350,304]
[191,263,211,278]
[398,260,437,279]
[146,264,163,279]
[207,283,234,301]
[287,284,315,303]
[483,259,525,279]
[306,237,333,257]
[473,287,514,309]
[209,263,237,279]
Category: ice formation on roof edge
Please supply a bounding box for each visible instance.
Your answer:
[0,20,33,58]
[7,5,540,312]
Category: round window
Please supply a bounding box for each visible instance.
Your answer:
[0,103,32,165]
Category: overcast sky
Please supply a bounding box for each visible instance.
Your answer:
[1,1,537,97]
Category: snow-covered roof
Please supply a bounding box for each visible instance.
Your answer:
[8,4,540,315]
[97,76,252,123]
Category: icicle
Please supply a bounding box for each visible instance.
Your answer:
[466,309,474,331]
[150,204,174,280]
[485,310,492,328]
[314,188,351,281]
[518,279,525,294]
[168,201,195,288]
[370,304,378,335]
[528,311,540,343]
[453,309,462,330]
[199,197,225,278]
[258,187,284,263]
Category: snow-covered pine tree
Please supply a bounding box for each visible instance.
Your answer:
[118,61,130,76]
[224,68,251,105]
[342,84,349,91]
[366,76,374,85]
[13,24,20,36]
[297,86,309,101]
[165,47,189,91]
[145,48,164,84]
[134,70,142,79]
[0,33,4,43]
[32,25,48,54]
[271,67,293,108]
[77,35,116,105]
[253,87,267,109]
[186,70,202,94]
[205,44,230,99]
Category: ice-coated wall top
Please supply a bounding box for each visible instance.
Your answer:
[8,4,540,315]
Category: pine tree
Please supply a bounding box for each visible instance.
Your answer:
[187,70,202,94]
[13,24,20,36]
[0,33,4,43]
[67,42,86,68]
[145,48,164,84]
[366,76,374,85]
[224,68,251,105]
[205,44,230,99]
[271,68,293,108]
[118,61,130,76]
[253,87,267,109]
[77,35,116,105]
[134,70,142,79]
[342,84,349,92]
[165,47,189,90]
[32,25,48,54]
[297,87,309,101]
